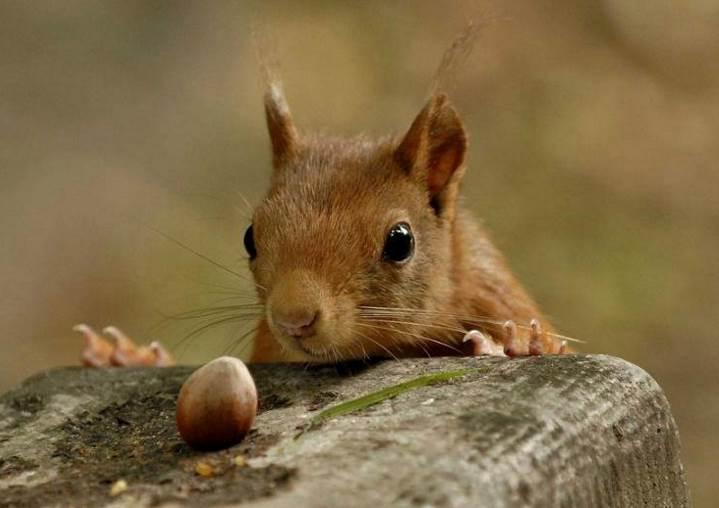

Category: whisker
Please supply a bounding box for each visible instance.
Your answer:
[360,317,466,335]
[142,222,265,291]
[359,342,370,361]
[237,328,259,358]
[359,306,585,344]
[360,306,505,324]
[180,279,260,297]
[165,305,264,321]
[144,298,262,347]
[193,291,262,303]
[355,322,464,356]
[223,326,258,357]
[347,342,366,361]
[173,315,260,357]
[346,339,370,362]
[350,327,400,361]
[359,316,476,356]
[236,192,256,221]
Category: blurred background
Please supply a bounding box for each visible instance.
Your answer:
[1,0,717,503]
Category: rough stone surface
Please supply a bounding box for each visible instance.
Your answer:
[0,355,689,507]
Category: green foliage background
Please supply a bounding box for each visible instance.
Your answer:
[1,1,717,503]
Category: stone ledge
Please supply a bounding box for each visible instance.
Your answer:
[0,355,689,507]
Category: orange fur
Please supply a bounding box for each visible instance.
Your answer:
[247,89,564,363]
[245,24,566,362]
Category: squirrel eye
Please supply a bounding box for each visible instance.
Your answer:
[383,222,414,263]
[244,225,257,260]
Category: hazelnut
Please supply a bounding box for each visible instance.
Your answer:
[176,356,257,450]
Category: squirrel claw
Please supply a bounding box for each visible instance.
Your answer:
[528,319,545,355]
[76,324,114,367]
[502,320,527,357]
[76,324,175,367]
[149,341,175,366]
[462,330,506,356]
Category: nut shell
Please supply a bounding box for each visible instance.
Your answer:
[176,356,257,450]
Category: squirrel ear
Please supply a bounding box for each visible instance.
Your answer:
[264,83,298,168]
[395,94,467,214]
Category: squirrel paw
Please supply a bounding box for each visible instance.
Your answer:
[74,324,175,367]
[504,319,567,356]
[462,319,568,358]
[462,329,507,356]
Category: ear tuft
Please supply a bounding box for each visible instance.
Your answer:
[395,94,468,214]
[265,82,298,167]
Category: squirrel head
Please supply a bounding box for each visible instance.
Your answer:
[246,84,468,360]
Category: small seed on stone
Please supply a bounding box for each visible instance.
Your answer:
[194,461,215,477]
[109,479,128,497]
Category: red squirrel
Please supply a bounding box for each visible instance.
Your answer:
[77,27,569,367]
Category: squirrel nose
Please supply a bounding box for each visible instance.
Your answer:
[273,310,319,339]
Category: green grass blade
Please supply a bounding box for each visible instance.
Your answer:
[295,368,472,438]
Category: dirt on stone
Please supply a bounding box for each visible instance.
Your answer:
[0,368,295,508]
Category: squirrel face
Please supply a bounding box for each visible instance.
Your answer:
[246,84,468,360]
